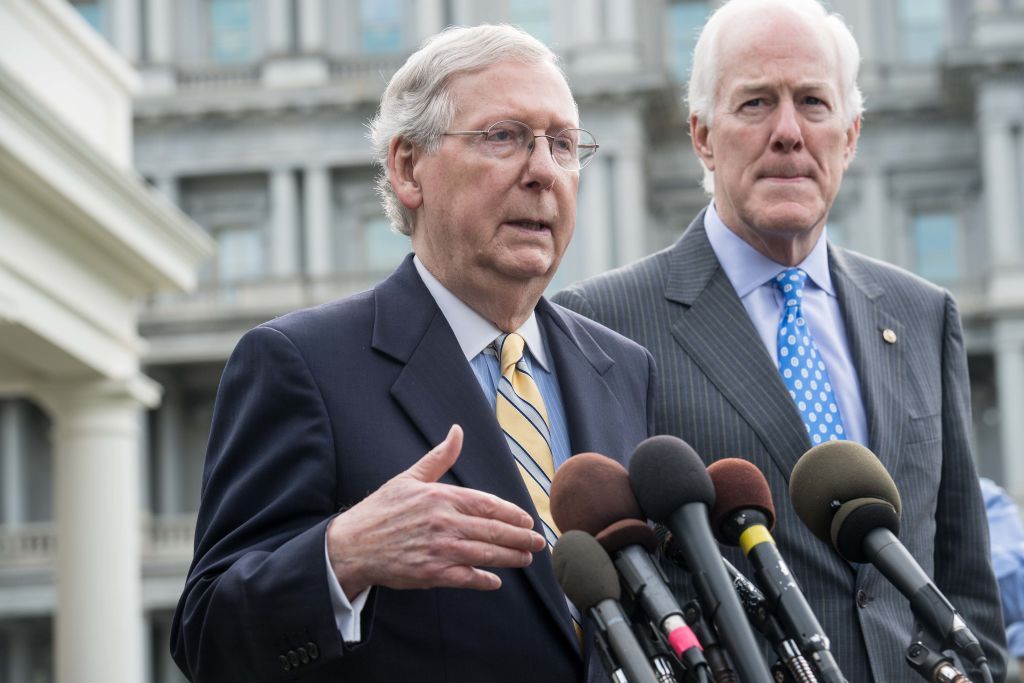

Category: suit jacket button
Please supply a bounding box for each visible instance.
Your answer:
[298,646,310,664]
[856,589,870,608]
[279,655,291,671]
[306,641,319,660]
[288,650,300,667]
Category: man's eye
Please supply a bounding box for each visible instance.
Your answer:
[805,96,826,106]
[553,137,574,154]
[742,98,765,108]
[487,129,519,143]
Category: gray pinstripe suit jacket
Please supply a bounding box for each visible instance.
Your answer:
[553,210,1007,682]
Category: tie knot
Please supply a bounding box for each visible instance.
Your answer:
[495,333,526,375]
[774,268,808,305]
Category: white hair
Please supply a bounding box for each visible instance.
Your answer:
[368,24,570,235]
[687,0,865,193]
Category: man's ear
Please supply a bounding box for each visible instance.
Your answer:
[843,116,861,169]
[690,113,715,171]
[389,137,423,210]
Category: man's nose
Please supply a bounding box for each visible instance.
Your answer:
[522,136,560,190]
[769,101,804,152]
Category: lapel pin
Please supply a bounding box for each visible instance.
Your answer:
[882,329,897,344]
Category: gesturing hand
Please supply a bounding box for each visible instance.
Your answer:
[326,425,546,600]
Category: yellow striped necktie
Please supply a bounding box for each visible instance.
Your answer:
[493,333,583,643]
[494,332,560,548]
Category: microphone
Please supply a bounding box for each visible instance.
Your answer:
[552,529,660,683]
[628,436,774,683]
[707,458,845,683]
[551,454,709,678]
[789,441,990,680]
[660,526,818,683]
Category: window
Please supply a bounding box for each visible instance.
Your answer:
[898,0,945,63]
[181,175,269,286]
[209,0,254,64]
[509,0,551,45]
[667,1,709,81]
[363,216,409,273]
[71,0,105,36]
[911,212,959,283]
[360,0,404,53]
[212,224,264,283]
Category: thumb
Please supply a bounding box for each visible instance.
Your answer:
[404,424,463,483]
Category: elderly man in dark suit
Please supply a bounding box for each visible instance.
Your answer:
[171,25,654,682]
[554,0,1006,680]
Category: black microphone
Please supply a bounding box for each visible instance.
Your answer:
[659,526,818,683]
[552,529,660,683]
[628,436,774,683]
[790,441,990,680]
[550,453,709,677]
[708,458,845,683]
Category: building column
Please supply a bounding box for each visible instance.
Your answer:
[577,155,612,279]
[270,168,299,279]
[297,0,325,53]
[3,623,32,683]
[859,167,888,259]
[995,322,1024,500]
[156,384,182,516]
[304,165,332,279]
[48,379,151,683]
[109,0,141,63]
[1,400,26,524]
[266,0,293,56]
[146,0,173,65]
[613,150,646,266]
[413,0,445,42]
[981,120,1021,269]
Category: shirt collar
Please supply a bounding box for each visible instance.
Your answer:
[413,255,550,370]
[704,201,836,297]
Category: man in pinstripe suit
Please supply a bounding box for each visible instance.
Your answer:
[554,0,1007,679]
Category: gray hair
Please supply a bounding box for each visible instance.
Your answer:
[688,0,864,193]
[368,24,569,235]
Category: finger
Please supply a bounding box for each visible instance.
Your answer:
[448,486,538,531]
[436,566,503,592]
[449,514,547,553]
[404,424,463,483]
[441,536,537,570]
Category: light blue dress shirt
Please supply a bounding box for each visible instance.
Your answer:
[981,477,1024,657]
[703,201,869,446]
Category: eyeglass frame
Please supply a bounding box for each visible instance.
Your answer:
[441,119,600,172]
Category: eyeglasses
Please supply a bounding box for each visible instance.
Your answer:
[442,120,599,171]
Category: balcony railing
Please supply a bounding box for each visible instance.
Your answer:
[0,516,196,567]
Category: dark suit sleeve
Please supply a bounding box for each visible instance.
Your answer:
[934,293,1008,679]
[170,325,351,682]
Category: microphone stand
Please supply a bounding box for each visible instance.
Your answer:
[682,600,738,683]
[904,622,974,683]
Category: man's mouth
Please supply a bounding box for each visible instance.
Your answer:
[506,220,551,231]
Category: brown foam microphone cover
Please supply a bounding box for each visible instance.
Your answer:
[550,452,644,536]
[707,458,776,541]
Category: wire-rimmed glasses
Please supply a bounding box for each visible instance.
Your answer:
[442,120,599,172]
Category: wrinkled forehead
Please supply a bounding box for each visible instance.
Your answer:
[714,9,841,99]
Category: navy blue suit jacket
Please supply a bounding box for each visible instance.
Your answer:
[171,256,656,682]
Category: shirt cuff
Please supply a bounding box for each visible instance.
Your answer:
[324,534,371,643]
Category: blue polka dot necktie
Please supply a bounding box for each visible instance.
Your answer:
[773,268,847,445]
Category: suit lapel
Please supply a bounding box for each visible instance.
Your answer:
[665,215,812,478]
[537,299,630,464]
[372,258,580,654]
[829,247,906,475]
